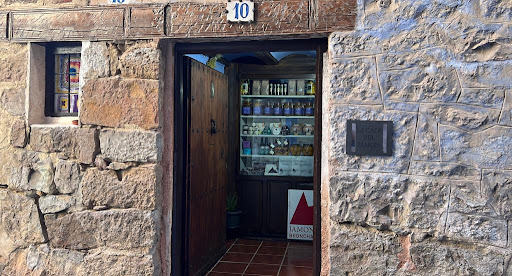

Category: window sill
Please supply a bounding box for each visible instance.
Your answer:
[31,117,79,127]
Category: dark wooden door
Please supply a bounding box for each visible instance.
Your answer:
[186,58,229,276]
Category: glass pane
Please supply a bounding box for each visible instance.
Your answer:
[70,73,79,93]
[69,54,81,75]
[54,74,69,94]
[70,94,79,113]
[54,54,68,74]
[54,94,69,114]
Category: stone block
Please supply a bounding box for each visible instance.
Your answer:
[99,129,162,163]
[46,209,156,251]
[330,223,400,275]
[29,126,97,164]
[457,88,505,108]
[330,172,403,228]
[330,172,450,231]
[445,213,507,247]
[449,179,495,216]
[0,86,25,117]
[120,41,161,80]
[379,65,461,103]
[329,31,382,58]
[166,1,310,37]
[408,161,480,180]
[0,190,45,264]
[39,195,75,214]
[11,9,124,41]
[10,119,26,148]
[377,48,453,71]
[329,57,382,104]
[440,125,512,169]
[410,242,505,275]
[482,170,512,219]
[420,103,501,131]
[411,114,439,161]
[129,7,165,37]
[499,90,512,126]
[81,165,160,210]
[383,101,419,112]
[2,244,86,276]
[54,160,81,194]
[81,41,110,80]
[83,252,154,276]
[481,0,512,21]
[317,0,356,32]
[457,60,512,89]
[0,43,27,83]
[81,77,160,130]
[9,154,55,194]
[328,105,417,173]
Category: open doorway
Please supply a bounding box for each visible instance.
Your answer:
[172,39,326,276]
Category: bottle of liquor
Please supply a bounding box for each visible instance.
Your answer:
[284,83,288,95]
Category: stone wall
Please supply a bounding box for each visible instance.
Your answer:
[324,0,512,275]
[0,39,166,275]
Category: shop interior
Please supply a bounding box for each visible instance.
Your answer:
[174,44,319,276]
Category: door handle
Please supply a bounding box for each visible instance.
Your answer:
[211,119,217,135]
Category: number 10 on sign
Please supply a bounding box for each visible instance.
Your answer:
[227,1,255,23]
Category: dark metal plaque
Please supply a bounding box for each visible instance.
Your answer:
[346,120,393,156]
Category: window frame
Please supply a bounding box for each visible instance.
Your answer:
[44,42,82,117]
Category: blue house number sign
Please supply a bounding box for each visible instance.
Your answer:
[227,1,255,23]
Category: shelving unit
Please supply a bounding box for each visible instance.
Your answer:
[239,79,315,177]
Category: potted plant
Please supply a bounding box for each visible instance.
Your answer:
[226,193,242,229]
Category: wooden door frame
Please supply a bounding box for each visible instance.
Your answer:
[171,38,328,276]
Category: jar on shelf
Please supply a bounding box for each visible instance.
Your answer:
[303,144,314,156]
[306,80,315,95]
[290,144,302,156]
[291,124,303,135]
[273,102,282,116]
[263,101,272,115]
[288,80,297,95]
[261,80,270,95]
[303,124,314,136]
[283,102,293,116]
[253,99,264,116]
[294,102,304,116]
[242,99,252,115]
[305,102,314,116]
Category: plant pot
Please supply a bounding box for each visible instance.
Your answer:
[226,210,242,229]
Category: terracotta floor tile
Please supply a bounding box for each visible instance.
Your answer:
[244,263,280,276]
[262,240,289,248]
[220,253,254,263]
[257,246,287,256]
[285,248,313,258]
[278,266,313,276]
[251,254,284,265]
[229,245,259,254]
[236,239,263,246]
[207,272,242,276]
[225,239,236,249]
[211,262,248,274]
[282,256,313,268]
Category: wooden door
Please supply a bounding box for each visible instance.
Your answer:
[186,57,229,276]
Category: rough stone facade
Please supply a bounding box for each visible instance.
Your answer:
[0,40,165,275]
[324,0,512,275]
[0,0,510,275]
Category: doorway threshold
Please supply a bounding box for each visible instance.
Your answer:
[206,238,313,276]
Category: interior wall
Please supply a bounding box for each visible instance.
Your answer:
[324,0,512,275]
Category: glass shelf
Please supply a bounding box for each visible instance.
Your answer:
[241,115,314,119]
[241,134,314,138]
[241,155,314,159]
[241,95,315,99]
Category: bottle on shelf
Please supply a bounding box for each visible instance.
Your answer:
[241,80,250,95]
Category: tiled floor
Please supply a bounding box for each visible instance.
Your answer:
[206,239,313,276]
